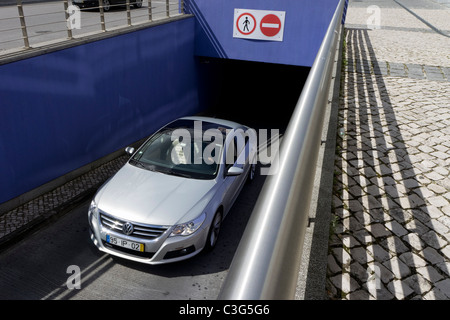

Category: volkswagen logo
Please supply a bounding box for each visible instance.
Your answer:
[122,222,134,236]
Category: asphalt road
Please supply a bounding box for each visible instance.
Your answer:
[0,0,61,6]
[0,166,267,300]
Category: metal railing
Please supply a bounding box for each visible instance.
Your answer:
[0,0,185,55]
[218,0,346,300]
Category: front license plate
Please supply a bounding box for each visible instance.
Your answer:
[106,235,144,252]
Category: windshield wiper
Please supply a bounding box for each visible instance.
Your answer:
[130,159,153,171]
[163,169,192,178]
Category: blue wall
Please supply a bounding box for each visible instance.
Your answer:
[186,0,339,67]
[0,17,200,204]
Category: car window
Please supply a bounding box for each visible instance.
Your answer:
[130,124,227,180]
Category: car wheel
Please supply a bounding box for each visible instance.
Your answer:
[204,210,222,252]
[102,0,111,11]
[134,0,142,8]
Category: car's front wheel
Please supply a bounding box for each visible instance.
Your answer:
[101,0,111,11]
[134,0,142,8]
[204,210,222,252]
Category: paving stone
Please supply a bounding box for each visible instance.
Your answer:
[428,196,449,208]
[419,246,446,265]
[428,219,450,237]
[428,183,447,194]
[373,62,388,76]
[367,244,391,262]
[379,235,409,255]
[438,215,450,229]
[348,261,369,283]
[424,65,446,81]
[416,266,444,283]
[341,234,361,248]
[405,218,430,235]
[436,262,450,277]
[399,252,428,268]
[367,223,392,239]
[383,256,411,279]
[434,279,450,299]
[405,273,433,296]
[441,245,450,260]
[332,247,352,269]
[387,279,415,300]
[329,273,360,295]
[347,289,375,300]
[441,67,450,80]
[389,62,407,77]
[343,216,365,232]
[421,230,448,250]
[351,246,374,265]
[383,221,406,239]
[389,208,414,224]
[423,287,450,300]
[352,229,375,245]
[327,254,342,275]
[426,206,444,219]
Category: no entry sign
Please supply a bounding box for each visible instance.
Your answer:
[260,14,282,37]
[233,9,285,42]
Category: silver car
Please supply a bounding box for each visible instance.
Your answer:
[88,116,257,264]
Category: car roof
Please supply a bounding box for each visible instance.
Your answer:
[178,116,246,130]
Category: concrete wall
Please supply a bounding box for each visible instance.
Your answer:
[0,17,200,205]
[186,0,340,67]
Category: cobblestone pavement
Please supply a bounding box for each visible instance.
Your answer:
[327,0,450,299]
[0,155,128,248]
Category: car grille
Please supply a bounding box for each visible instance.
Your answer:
[100,212,168,240]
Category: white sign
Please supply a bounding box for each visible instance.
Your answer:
[233,9,286,42]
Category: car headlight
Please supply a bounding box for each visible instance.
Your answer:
[88,200,99,219]
[170,213,206,237]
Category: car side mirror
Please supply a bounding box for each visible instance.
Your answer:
[125,147,135,156]
[226,166,244,176]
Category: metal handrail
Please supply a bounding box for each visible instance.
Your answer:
[218,0,346,300]
[0,0,184,54]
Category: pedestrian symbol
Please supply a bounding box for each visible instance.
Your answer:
[236,12,256,35]
[243,17,250,32]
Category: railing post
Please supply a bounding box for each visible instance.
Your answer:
[98,0,106,32]
[16,0,30,48]
[63,0,73,40]
[166,0,170,17]
[180,0,184,14]
[126,0,132,26]
[148,0,152,21]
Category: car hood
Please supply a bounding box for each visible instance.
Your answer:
[95,163,216,226]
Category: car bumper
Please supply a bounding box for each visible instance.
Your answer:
[88,210,208,265]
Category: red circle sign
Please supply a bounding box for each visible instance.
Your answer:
[260,14,281,37]
[236,13,257,35]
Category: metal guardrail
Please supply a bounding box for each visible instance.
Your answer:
[219,0,346,300]
[0,0,184,55]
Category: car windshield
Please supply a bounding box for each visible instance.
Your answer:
[129,120,230,179]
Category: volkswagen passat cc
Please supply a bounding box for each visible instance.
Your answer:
[88,116,257,264]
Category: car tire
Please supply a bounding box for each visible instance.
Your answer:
[102,0,111,11]
[204,210,222,252]
[134,0,142,8]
